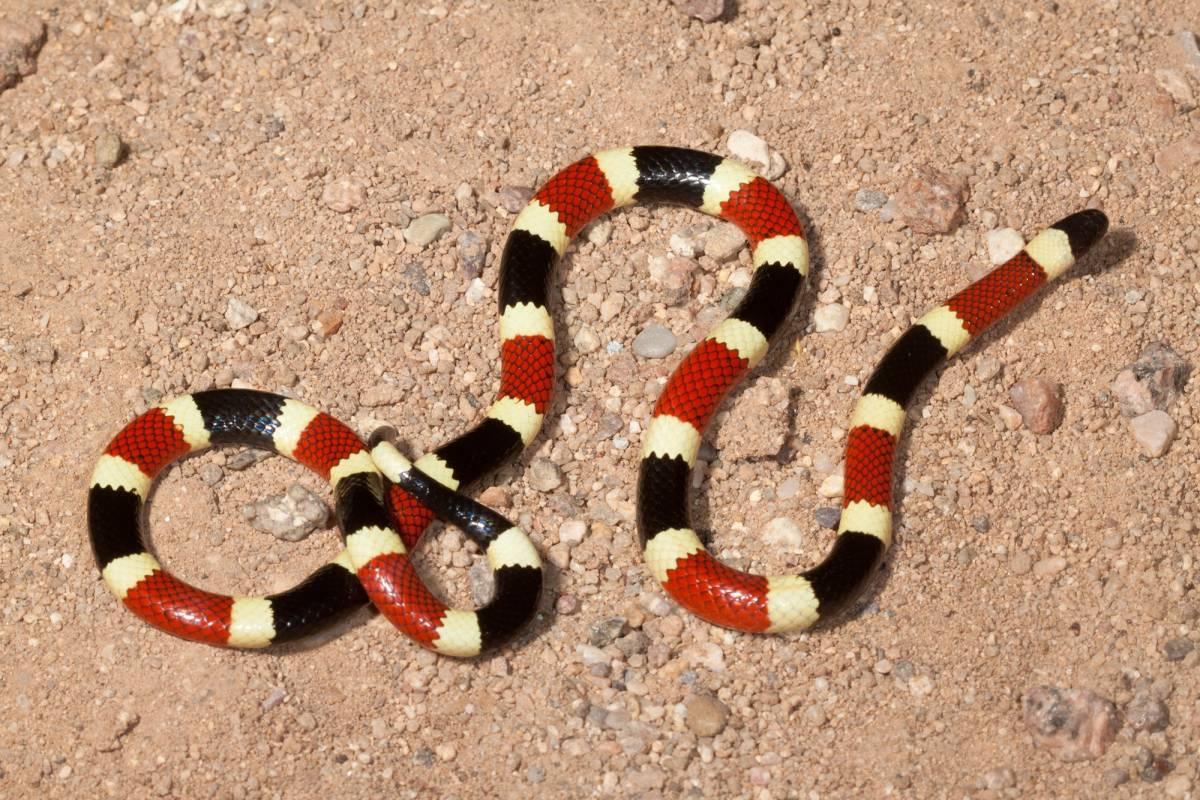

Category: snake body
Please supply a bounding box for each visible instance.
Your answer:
[87,146,1109,650]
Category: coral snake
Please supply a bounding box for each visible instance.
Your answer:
[87,146,1109,653]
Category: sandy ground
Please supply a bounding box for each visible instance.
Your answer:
[1,1,1199,797]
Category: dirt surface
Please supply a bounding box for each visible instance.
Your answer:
[2,1,1199,798]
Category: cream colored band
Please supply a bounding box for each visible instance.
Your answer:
[91,454,152,497]
[158,395,209,451]
[848,394,906,438]
[700,159,757,216]
[593,148,639,208]
[644,527,705,584]
[642,415,701,465]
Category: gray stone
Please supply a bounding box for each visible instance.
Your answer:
[197,463,223,487]
[456,231,487,278]
[1163,638,1193,662]
[1126,691,1169,732]
[632,324,677,359]
[814,507,840,529]
[404,214,451,247]
[854,188,888,211]
[245,484,330,542]
[497,186,532,213]
[589,617,628,647]
[670,0,725,21]
[226,449,271,471]
[403,262,430,296]
[528,458,562,492]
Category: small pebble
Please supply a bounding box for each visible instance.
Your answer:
[1129,411,1177,458]
[1033,556,1067,576]
[1022,686,1120,762]
[528,458,563,492]
[985,227,1024,264]
[1126,690,1169,732]
[670,0,725,22]
[321,177,367,213]
[684,694,730,737]
[404,214,451,247]
[1110,343,1190,417]
[1163,638,1193,662]
[726,129,770,171]
[497,186,532,213]
[225,297,259,330]
[813,304,849,333]
[94,131,125,169]
[589,617,628,648]
[813,507,840,530]
[818,474,844,498]
[632,324,677,358]
[997,404,1023,431]
[261,687,286,712]
[854,188,888,211]
[243,484,329,542]
[762,517,805,552]
[197,463,223,487]
[883,166,967,234]
[457,231,487,278]
[558,520,587,546]
[702,224,746,263]
[1009,377,1063,435]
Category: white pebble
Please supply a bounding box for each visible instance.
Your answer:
[813,304,849,333]
[726,129,771,171]
[818,474,844,499]
[985,227,1025,265]
[762,517,805,552]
